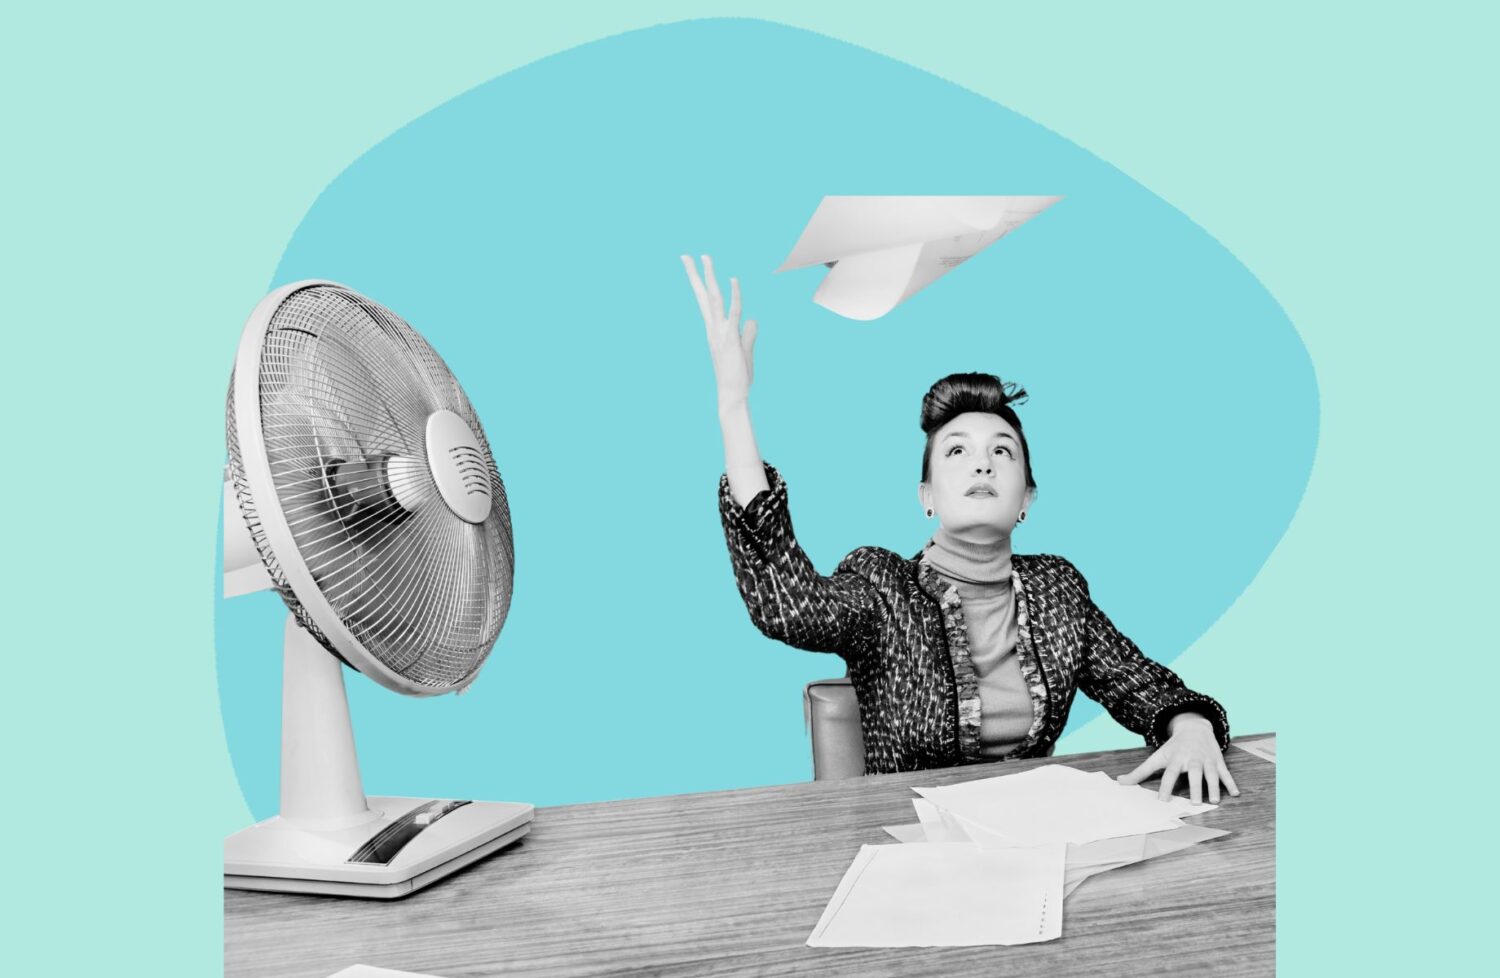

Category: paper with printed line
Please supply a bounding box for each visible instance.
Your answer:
[807,842,1065,947]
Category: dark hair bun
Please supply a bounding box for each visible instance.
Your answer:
[920,373,1028,434]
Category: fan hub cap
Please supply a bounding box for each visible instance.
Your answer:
[425,409,493,524]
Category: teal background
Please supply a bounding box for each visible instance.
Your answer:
[5,3,1492,975]
[215,19,1316,820]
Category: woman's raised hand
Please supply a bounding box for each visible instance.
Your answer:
[682,254,758,410]
[1117,713,1240,805]
[682,253,769,506]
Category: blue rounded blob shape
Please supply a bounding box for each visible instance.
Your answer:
[216,19,1316,819]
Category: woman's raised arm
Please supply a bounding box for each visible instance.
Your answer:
[682,254,769,509]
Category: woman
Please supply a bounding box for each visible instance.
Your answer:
[682,254,1238,805]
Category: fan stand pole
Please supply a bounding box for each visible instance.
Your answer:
[280,613,376,829]
[226,613,534,897]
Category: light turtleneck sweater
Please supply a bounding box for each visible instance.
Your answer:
[920,528,1036,758]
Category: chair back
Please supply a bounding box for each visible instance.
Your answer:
[803,678,866,780]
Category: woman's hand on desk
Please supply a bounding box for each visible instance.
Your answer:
[1117,713,1241,804]
[682,254,757,410]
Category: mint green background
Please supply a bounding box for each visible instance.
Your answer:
[6,3,1491,975]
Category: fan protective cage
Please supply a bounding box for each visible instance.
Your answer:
[227,282,514,693]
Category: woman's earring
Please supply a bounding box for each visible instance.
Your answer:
[1017,511,1027,524]
[925,508,934,519]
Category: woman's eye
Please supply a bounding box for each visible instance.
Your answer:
[946,446,965,457]
[993,446,1014,458]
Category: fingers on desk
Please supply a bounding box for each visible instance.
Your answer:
[1158,761,1185,802]
[1218,756,1240,797]
[1117,748,1165,786]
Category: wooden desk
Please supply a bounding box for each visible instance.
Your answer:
[225,735,1275,977]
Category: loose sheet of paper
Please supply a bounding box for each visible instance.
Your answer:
[911,797,976,843]
[913,764,1214,847]
[327,968,446,978]
[807,843,1065,947]
[1060,824,1230,897]
[1234,736,1276,763]
[882,817,1229,898]
[776,195,1061,320]
[824,764,1226,947]
[880,821,929,844]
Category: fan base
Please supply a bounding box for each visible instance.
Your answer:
[224,796,533,900]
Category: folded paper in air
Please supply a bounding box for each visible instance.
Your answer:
[777,195,1061,321]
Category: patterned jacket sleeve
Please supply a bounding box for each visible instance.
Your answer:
[1061,558,1231,751]
[718,463,882,660]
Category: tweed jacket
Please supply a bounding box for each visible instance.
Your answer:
[719,464,1230,775]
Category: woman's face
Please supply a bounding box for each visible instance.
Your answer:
[919,411,1034,541]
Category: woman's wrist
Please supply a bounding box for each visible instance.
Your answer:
[1168,712,1212,735]
[718,399,768,507]
[717,394,750,418]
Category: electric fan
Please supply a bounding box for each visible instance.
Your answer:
[221,280,532,899]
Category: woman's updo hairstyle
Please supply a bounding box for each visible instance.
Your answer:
[920,372,1036,490]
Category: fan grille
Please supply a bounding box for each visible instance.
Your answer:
[227,285,514,689]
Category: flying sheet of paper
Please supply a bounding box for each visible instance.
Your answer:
[776,195,1061,320]
[1234,736,1276,763]
[807,843,1065,947]
[913,764,1215,847]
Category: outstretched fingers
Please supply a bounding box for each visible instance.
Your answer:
[702,254,723,319]
[681,255,714,329]
[683,254,757,400]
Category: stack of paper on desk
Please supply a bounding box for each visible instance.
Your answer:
[776,195,1061,321]
[913,764,1215,847]
[811,764,1226,948]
